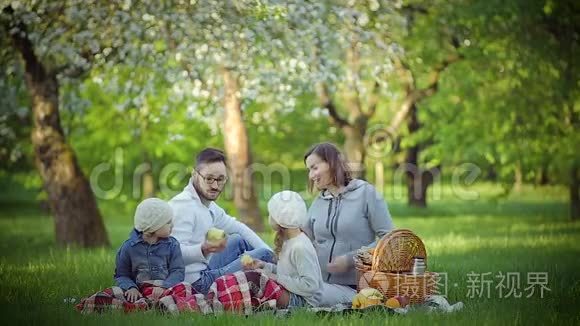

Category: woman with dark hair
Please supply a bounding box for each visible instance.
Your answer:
[304,142,394,306]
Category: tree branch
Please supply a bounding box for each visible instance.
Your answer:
[388,52,462,135]
[316,82,350,128]
[415,52,463,100]
[401,4,429,15]
[392,56,415,91]
[3,6,50,84]
[36,1,70,48]
[365,80,380,118]
[312,36,350,129]
[388,96,414,134]
[346,38,363,117]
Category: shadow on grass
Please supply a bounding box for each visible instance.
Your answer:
[0,199,50,219]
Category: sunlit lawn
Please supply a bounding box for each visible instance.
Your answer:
[0,183,579,325]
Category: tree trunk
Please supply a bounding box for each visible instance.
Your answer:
[486,166,498,181]
[10,24,109,247]
[132,159,155,200]
[406,174,429,207]
[141,154,155,199]
[538,164,550,185]
[404,103,436,207]
[221,67,263,232]
[514,161,523,193]
[571,165,579,221]
[343,120,367,180]
[142,169,155,199]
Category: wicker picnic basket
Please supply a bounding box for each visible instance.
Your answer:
[355,229,439,304]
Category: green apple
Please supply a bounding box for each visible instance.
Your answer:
[359,288,383,300]
[206,228,226,244]
[241,254,253,267]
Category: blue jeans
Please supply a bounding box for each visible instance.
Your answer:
[192,234,274,294]
[288,293,308,309]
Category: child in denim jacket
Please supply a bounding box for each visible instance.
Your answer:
[114,198,185,302]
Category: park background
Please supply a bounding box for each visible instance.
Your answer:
[1,0,579,325]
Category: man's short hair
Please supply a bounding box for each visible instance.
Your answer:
[196,148,227,167]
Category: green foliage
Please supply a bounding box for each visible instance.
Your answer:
[58,64,222,205]
[0,61,32,171]
[245,92,340,166]
[412,0,579,187]
[0,0,577,204]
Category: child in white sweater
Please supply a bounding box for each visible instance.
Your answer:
[244,191,323,309]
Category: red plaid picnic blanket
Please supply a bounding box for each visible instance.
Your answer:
[76,271,284,315]
[207,270,285,315]
[75,281,211,315]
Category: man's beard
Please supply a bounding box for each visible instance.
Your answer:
[193,180,220,202]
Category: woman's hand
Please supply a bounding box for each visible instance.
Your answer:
[124,287,142,302]
[327,255,351,273]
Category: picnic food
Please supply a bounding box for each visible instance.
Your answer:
[356,229,438,304]
[206,228,226,245]
[352,288,384,309]
[385,295,410,309]
[351,293,366,309]
[241,254,253,267]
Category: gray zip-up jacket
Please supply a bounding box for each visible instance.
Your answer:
[305,179,394,286]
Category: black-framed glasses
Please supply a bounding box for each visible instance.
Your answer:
[195,170,228,186]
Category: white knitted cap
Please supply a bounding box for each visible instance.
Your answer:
[267,191,308,229]
[134,198,173,233]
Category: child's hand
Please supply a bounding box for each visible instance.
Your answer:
[243,258,265,270]
[124,288,142,302]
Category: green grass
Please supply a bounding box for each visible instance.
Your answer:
[0,183,579,325]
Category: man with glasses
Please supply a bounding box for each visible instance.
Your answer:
[169,148,274,294]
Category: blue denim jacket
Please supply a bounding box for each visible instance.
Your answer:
[114,229,185,290]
